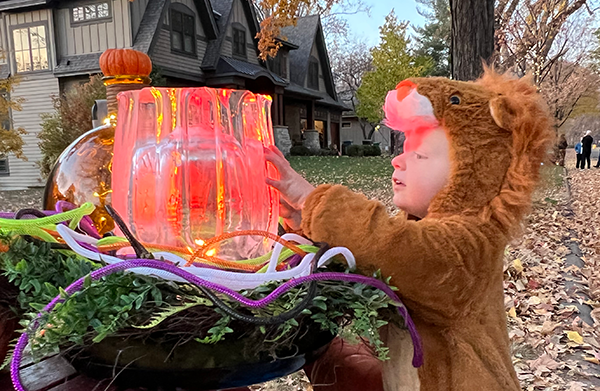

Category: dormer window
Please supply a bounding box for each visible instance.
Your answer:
[308,57,319,90]
[232,25,246,58]
[268,51,287,78]
[71,2,111,24]
[170,6,196,55]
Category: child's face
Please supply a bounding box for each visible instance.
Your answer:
[391,129,451,218]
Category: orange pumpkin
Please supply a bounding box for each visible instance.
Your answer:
[99,48,152,77]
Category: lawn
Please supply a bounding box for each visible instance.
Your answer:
[288,156,395,210]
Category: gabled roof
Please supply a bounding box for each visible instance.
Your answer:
[137,0,218,54]
[202,0,261,71]
[133,0,169,53]
[281,15,337,100]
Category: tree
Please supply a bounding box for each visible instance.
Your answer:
[329,39,373,139]
[0,76,26,161]
[413,0,451,77]
[251,0,369,59]
[495,0,593,82]
[38,75,106,177]
[495,2,598,128]
[449,0,495,80]
[356,11,430,139]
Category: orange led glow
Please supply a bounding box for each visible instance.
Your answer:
[205,248,216,257]
[194,238,205,245]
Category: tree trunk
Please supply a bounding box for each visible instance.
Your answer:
[450,0,495,81]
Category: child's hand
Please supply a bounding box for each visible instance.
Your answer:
[264,145,315,230]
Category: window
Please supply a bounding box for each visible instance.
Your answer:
[72,2,110,23]
[307,57,319,90]
[170,9,195,55]
[268,51,287,77]
[0,155,8,176]
[13,25,48,73]
[232,26,246,58]
[342,122,352,128]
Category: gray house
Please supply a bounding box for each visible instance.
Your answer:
[0,0,347,190]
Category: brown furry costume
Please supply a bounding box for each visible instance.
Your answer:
[302,69,553,390]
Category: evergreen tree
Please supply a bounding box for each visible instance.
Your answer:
[413,0,451,77]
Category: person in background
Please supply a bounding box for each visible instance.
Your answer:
[557,134,568,167]
[582,130,594,169]
[575,138,583,169]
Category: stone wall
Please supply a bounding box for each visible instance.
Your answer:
[303,130,321,154]
[273,126,292,156]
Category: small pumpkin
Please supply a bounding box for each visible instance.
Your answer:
[99,48,152,77]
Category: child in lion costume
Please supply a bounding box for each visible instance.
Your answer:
[265,68,553,390]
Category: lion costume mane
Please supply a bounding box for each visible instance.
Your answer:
[302,68,553,390]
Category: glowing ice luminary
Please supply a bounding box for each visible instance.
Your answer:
[111,87,279,260]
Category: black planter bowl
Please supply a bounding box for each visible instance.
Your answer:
[65,325,334,391]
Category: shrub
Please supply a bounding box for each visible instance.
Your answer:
[38,75,106,177]
[290,145,312,156]
[364,145,382,156]
[346,145,364,157]
[346,144,382,157]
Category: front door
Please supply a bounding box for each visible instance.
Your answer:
[331,122,340,151]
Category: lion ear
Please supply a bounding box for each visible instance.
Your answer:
[489,95,520,131]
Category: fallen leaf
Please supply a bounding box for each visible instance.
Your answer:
[514,258,524,273]
[583,356,600,365]
[508,307,517,318]
[566,331,583,345]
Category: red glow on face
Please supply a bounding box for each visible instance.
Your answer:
[401,120,438,152]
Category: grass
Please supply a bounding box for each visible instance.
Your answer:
[288,156,395,209]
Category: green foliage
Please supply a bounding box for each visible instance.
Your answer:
[290,145,313,156]
[38,75,107,178]
[413,0,451,77]
[1,236,404,362]
[150,64,167,87]
[356,11,431,125]
[346,144,381,157]
[0,76,27,160]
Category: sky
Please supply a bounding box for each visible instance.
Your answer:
[343,0,427,46]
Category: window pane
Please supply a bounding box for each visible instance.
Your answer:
[233,29,245,56]
[39,47,48,69]
[184,15,194,35]
[23,49,31,72]
[171,11,182,32]
[184,36,193,53]
[37,25,46,48]
[15,51,24,72]
[85,5,97,20]
[30,26,39,49]
[98,3,109,18]
[172,31,182,50]
[13,29,23,51]
[21,29,30,50]
[32,48,40,70]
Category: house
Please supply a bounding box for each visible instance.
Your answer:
[340,110,393,154]
[0,0,347,190]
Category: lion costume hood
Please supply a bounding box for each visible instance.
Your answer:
[301,69,553,390]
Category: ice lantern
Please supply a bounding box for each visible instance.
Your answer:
[111,87,279,260]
